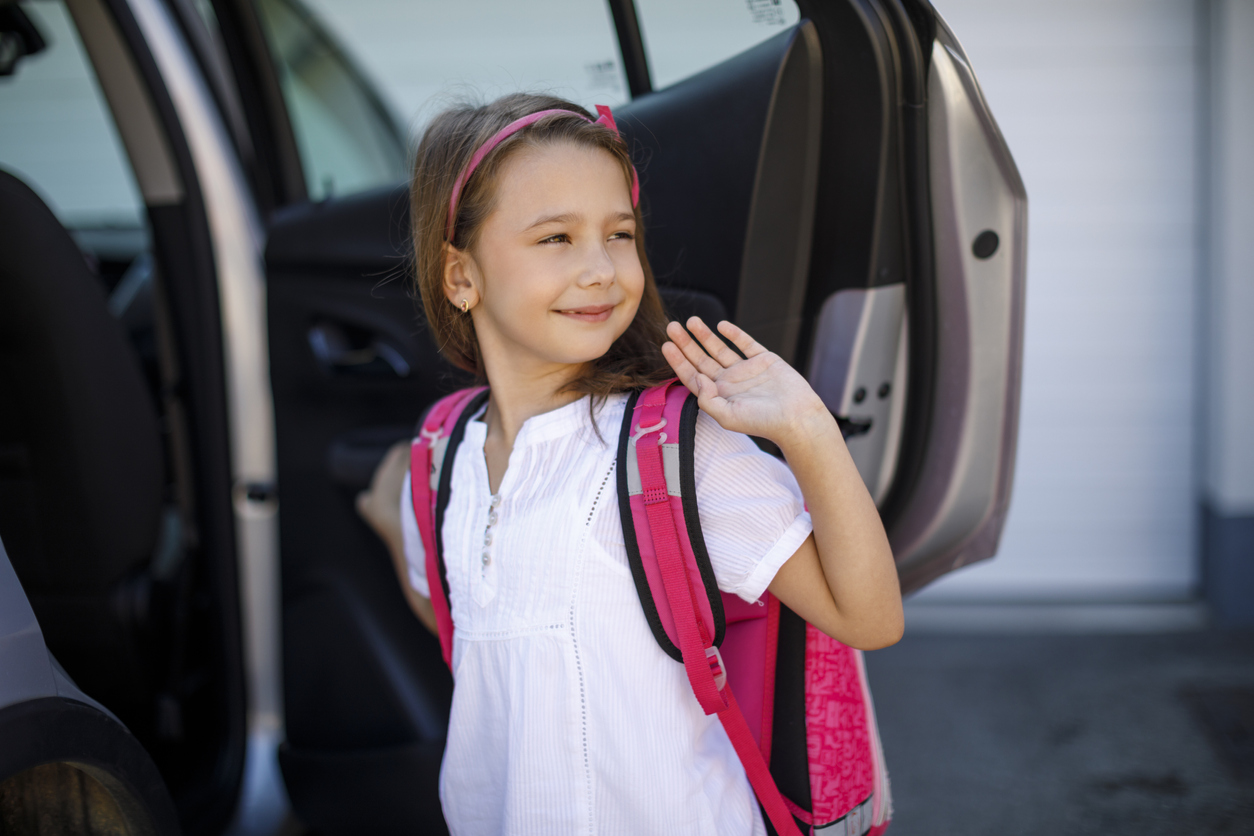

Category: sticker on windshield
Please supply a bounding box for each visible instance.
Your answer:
[586,60,624,94]
[746,0,788,26]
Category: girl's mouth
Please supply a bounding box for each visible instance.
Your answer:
[556,304,615,322]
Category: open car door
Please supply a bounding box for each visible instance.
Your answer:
[2,0,260,831]
[210,1,1025,833]
[617,2,1026,594]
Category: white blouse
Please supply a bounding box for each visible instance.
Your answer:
[400,392,812,836]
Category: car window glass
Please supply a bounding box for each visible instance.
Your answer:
[254,0,409,200]
[0,1,145,232]
[634,0,800,90]
[294,0,628,139]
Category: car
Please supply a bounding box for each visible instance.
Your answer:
[0,0,1025,833]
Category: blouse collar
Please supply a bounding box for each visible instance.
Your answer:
[467,392,627,448]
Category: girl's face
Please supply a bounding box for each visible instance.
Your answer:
[446,141,644,382]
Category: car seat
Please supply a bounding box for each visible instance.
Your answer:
[0,168,164,718]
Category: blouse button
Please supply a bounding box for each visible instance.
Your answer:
[483,530,493,547]
[481,551,491,567]
[488,510,498,526]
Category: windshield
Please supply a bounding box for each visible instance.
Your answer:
[254,0,408,200]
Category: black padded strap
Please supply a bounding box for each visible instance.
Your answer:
[616,388,725,662]
[677,393,725,647]
[431,389,491,609]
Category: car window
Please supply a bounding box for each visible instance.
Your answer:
[293,0,628,139]
[634,0,800,90]
[253,0,409,201]
[0,0,145,233]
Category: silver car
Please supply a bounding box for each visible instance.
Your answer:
[0,0,1024,832]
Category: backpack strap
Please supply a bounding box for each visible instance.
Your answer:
[618,379,804,836]
[617,382,724,662]
[410,386,489,669]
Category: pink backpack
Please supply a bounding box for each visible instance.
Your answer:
[409,379,891,836]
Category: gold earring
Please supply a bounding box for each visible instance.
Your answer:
[460,299,469,313]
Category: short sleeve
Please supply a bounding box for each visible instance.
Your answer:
[399,471,430,598]
[692,411,812,603]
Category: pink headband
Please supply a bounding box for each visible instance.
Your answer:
[445,104,640,241]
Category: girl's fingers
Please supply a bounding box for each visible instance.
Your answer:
[686,316,744,368]
[692,371,732,424]
[715,319,768,359]
[666,321,726,380]
[661,340,704,397]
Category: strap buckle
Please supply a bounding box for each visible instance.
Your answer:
[629,417,667,447]
[705,645,727,691]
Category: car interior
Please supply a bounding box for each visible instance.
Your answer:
[0,166,244,826]
[0,0,957,834]
[1,1,247,831]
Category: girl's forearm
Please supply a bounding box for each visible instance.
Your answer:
[384,535,439,635]
[355,444,440,636]
[775,411,903,649]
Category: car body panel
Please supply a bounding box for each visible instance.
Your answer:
[123,0,287,830]
[888,18,1027,592]
[807,283,908,504]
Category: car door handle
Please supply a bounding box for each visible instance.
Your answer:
[308,321,411,378]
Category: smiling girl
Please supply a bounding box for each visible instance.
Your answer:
[357,93,903,835]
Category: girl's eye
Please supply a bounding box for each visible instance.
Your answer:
[540,233,570,244]
[610,231,634,241]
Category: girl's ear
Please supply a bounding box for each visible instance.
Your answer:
[442,243,479,310]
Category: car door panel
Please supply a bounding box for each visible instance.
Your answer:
[617,23,816,356]
[792,0,1025,591]
[888,20,1027,591]
[807,283,908,503]
[264,191,456,834]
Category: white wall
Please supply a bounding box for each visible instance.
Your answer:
[917,0,1202,601]
[1205,0,1254,517]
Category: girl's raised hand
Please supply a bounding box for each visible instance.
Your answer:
[662,317,834,448]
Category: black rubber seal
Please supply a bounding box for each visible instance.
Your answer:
[432,389,491,610]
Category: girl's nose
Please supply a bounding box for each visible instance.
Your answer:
[577,242,616,288]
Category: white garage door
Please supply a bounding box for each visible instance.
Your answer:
[917,0,1199,601]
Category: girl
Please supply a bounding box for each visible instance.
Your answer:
[357,93,903,835]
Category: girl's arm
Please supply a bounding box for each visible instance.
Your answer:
[356,441,439,635]
[662,318,903,651]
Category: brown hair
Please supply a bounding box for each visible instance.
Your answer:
[410,93,673,398]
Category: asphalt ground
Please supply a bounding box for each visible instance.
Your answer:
[864,630,1254,836]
